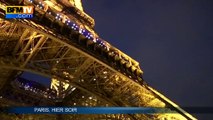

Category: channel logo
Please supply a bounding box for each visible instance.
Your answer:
[6,6,34,19]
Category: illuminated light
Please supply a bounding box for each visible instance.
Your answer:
[56,60,59,63]
[73,103,76,105]
[115,76,119,81]
[93,78,96,81]
[93,38,97,43]
[24,84,30,90]
[79,28,83,33]
[89,97,92,100]
[48,12,51,14]
[82,96,84,98]
[71,87,76,91]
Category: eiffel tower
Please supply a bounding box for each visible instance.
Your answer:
[0,0,196,120]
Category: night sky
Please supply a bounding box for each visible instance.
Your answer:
[82,0,213,119]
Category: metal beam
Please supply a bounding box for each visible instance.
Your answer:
[17,32,37,61]
[21,36,47,67]
[13,29,29,55]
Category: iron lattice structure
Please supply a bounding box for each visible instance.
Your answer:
[0,0,196,120]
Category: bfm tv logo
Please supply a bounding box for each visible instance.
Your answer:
[6,6,34,19]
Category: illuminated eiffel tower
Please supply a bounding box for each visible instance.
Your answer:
[0,0,196,120]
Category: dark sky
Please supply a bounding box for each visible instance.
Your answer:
[82,0,213,119]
